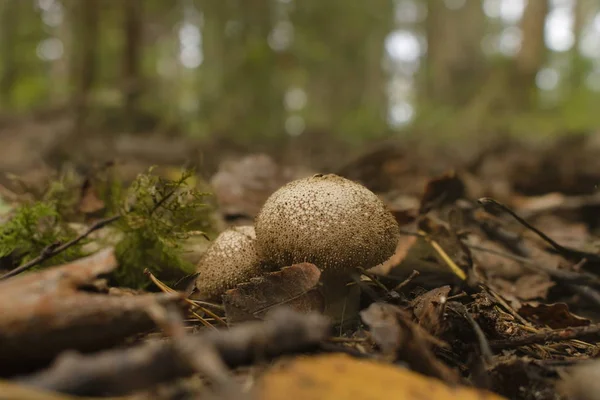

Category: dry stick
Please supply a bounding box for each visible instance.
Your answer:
[145,303,236,392]
[359,268,393,294]
[400,228,467,280]
[449,302,494,365]
[469,244,600,308]
[490,322,600,349]
[478,197,600,263]
[20,308,330,397]
[420,230,467,280]
[0,215,121,280]
[392,269,420,292]
[468,244,599,286]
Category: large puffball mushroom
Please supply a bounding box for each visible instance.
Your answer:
[255,173,400,273]
[254,174,400,323]
[194,225,262,301]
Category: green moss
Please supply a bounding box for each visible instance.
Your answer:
[110,167,210,288]
[0,166,214,288]
[0,201,84,268]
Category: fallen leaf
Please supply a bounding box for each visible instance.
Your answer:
[358,302,403,357]
[492,273,555,304]
[256,354,507,400]
[210,154,302,220]
[360,302,459,383]
[557,360,600,400]
[490,359,560,400]
[411,286,451,336]
[78,178,105,215]
[419,171,466,214]
[519,303,590,329]
[370,220,465,279]
[223,263,324,324]
[0,249,186,375]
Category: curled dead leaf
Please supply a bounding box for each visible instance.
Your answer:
[360,302,459,384]
[411,285,451,336]
[223,263,324,324]
[519,302,590,329]
[419,171,466,214]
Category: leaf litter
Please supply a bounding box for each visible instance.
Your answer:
[1,148,600,399]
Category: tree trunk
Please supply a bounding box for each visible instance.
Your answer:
[70,0,99,133]
[0,0,18,107]
[123,0,143,131]
[515,0,549,106]
[425,0,485,106]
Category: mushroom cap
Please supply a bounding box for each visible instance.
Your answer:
[195,225,262,300]
[254,174,400,272]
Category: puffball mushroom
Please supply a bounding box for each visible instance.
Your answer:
[254,173,400,273]
[194,225,262,300]
[254,173,400,323]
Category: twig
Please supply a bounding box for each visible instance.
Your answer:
[478,197,600,263]
[449,302,494,365]
[469,243,600,308]
[468,244,600,286]
[359,268,392,294]
[0,215,121,280]
[145,269,226,328]
[420,230,467,280]
[18,307,330,397]
[392,270,420,292]
[480,284,531,326]
[145,303,235,391]
[490,322,600,349]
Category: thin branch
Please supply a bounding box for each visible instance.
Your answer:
[449,302,494,364]
[468,244,600,286]
[477,197,600,263]
[0,215,121,280]
[392,269,420,292]
[490,322,600,349]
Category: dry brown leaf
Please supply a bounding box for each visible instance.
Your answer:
[411,285,451,336]
[371,219,468,279]
[557,360,600,400]
[210,153,303,220]
[519,303,590,329]
[223,263,324,324]
[360,302,459,384]
[78,178,105,215]
[256,354,507,400]
[0,248,117,297]
[419,171,466,214]
[0,249,186,375]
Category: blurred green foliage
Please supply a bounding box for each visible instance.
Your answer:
[1,0,600,148]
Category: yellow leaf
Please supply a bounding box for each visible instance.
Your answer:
[256,354,507,400]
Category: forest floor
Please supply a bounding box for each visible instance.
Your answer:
[1,130,600,400]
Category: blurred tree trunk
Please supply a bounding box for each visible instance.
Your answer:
[200,0,283,143]
[514,0,549,107]
[0,0,18,107]
[70,0,99,132]
[290,0,393,141]
[425,1,485,106]
[123,0,143,131]
[569,0,595,89]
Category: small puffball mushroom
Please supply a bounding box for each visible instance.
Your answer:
[254,174,400,325]
[194,225,262,300]
[254,173,400,274]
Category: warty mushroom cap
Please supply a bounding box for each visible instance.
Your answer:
[254,174,400,274]
[194,225,262,300]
